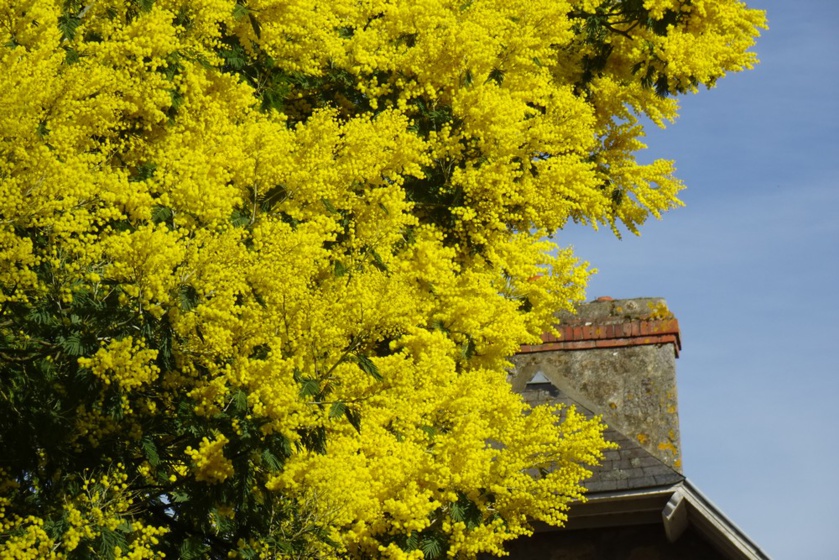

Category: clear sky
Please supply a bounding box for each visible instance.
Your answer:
[559,1,839,558]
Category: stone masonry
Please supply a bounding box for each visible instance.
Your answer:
[509,297,684,478]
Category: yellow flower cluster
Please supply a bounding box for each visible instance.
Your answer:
[0,466,168,558]
[0,515,57,560]
[0,230,39,303]
[113,523,169,560]
[103,225,185,317]
[185,434,235,484]
[78,337,160,391]
[268,335,616,557]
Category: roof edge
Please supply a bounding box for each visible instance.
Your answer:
[680,480,772,560]
[541,482,771,560]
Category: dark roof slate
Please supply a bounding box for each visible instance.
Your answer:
[519,382,684,494]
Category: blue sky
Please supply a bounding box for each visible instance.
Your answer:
[559,1,839,558]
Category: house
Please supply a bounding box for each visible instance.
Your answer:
[500,297,770,560]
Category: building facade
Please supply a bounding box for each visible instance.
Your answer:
[499,297,770,560]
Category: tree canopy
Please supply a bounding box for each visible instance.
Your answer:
[0,0,765,558]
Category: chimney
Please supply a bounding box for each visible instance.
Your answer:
[511,297,683,471]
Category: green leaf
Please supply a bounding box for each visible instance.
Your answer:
[261,449,283,473]
[221,45,247,71]
[353,354,383,381]
[64,47,80,64]
[248,13,262,38]
[420,534,445,559]
[249,344,270,360]
[36,119,48,138]
[230,207,251,228]
[131,162,157,182]
[344,406,362,433]
[99,527,129,559]
[259,184,287,212]
[333,259,348,277]
[59,333,83,356]
[450,493,482,529]
[210,506,235,534]
[369,249,388,272]
[232,2,249,20]
[321,198,338,214]
[298,426,328,453]
[233,389,249,413]
[179,536,210,560]
[151,205,174,226]
[171,491,190,503]
[450,500,465,522]
[337,26,355,39]
[419,425,437,440]
[429,319,449,333]
[141,437,160,467]
[178,285,198,311]
[299,377,320,398]
[460,336,476,360]
[329,400,346,419]
[58,14,81,41]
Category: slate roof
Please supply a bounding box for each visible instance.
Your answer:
[518,381,684,494]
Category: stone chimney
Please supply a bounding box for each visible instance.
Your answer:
[510,297,683,471]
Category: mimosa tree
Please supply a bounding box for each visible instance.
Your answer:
[0,0,764,558]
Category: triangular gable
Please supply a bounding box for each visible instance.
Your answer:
[518,376,683,495]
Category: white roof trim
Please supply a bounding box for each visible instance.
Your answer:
[679,480,772,560]
[554,481,771,559]
[662,487,688,542]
